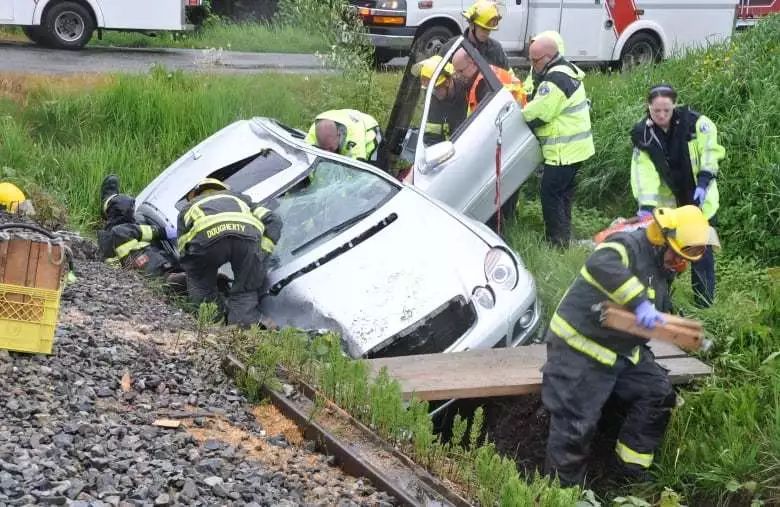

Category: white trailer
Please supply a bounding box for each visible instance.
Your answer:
[354,0,739,67]
[0,0,201,49]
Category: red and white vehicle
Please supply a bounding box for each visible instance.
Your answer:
[354,0,739,67]
[736,0,780,27]
[0,0,202,50]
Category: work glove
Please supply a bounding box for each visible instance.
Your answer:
[165,223,178,241]
[694,171,713,207]
[637,209,653,220]
[693,186,707,207]
[635,300,665,330]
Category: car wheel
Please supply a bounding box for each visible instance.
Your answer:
[22,26,50,45]
[620,32,661,71]
[42,1,95,50]
[372,48,398,68]
[412,25,455,63]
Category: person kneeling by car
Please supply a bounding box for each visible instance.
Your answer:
[176,178,281,327]
[542,205,720,486]
[98,175,184,291]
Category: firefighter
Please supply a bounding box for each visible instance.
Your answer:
[523,31,566,96]
[98,175,183,288]
[630,84,725,308]
[440,0,511,71]
[305,109,383,163]
[411,55,468,144]
[177,178,281,327]
[543,205,721,487]
[451,48,526,116]
[523,35,594,247]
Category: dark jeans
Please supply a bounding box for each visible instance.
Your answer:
[541,163,580,247]
[691,245,715,308]
[181,237,266,327]
[542,336,676,486]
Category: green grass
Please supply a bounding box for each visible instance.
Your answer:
[0,21,328,54]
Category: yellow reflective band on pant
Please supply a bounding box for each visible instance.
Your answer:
[103,194,117,213]
[139,224,155,242]
[115,240,150,260]
[580,268,644,306]
[178,212,265,252]
[615,441,653,468]
[595,241,630,267]
[550,313,617,366]
[261,236,275,254]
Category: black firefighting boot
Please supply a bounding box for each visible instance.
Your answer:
[100,174,121,207]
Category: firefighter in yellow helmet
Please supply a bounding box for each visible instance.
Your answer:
[411,55,468,144]
[0,182,28,213]
[523,31,567,96]
[542,205,719,487]
[440,0,511,71]
[177,178,282,327]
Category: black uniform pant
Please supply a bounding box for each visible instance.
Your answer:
[181,237,266,327]
[541,163,580,247]
[541,336,676,486]
[691,245,715,308]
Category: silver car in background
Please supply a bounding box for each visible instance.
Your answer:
[135,117,541,358]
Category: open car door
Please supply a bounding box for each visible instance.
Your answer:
[385,38,541,224]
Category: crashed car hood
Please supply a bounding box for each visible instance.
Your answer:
[261,189,490,357]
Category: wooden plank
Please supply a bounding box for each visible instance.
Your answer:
[603,301,702,331]
[4,239,30,286]
[602,306,705,352]
[0,240,8,283]
[34,243,64,290]
[25,241,41,288]
[367,344,711,402]
[647,340,688,359]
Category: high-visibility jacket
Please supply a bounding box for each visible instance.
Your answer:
[177,190,281,256]
[630,109,724,220]
[522,59,594,166]
[304,109,382,162]
[467,65,526,115]
[550,230,672,367]
[98,222,177,276]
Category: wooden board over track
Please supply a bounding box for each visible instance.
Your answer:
[365,341,712,401]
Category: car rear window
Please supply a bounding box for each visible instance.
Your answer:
[214,149,292,192]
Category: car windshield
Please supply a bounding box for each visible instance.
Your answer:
[270,159,399,267]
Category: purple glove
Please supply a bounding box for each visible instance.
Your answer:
[165,223,178,241]
[635,300,665,329]
[693,186,707,206]
[637,209,653,219]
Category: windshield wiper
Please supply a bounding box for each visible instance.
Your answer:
[291,206,379,256]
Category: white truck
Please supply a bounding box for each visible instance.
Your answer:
[0,0,201,50]
[354,0,739,67]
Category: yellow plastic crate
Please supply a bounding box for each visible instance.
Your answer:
[0,283,61,354]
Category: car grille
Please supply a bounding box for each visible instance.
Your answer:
[365,296,477,359]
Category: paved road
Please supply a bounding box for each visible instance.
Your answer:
[0,41,332,74]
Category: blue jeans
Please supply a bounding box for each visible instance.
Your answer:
[691,245,715,308]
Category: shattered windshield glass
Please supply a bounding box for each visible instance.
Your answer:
[270,159,399,267]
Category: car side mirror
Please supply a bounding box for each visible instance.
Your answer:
[421,141,455,174]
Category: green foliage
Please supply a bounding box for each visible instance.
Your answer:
[580,16,780,264]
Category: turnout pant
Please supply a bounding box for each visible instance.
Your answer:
[541,336,676,486]
[541,163,580,247]
[181,237,266,327]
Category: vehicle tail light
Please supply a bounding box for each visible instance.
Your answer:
[187,0,202,6]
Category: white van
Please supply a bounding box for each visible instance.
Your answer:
[0,0,200,49]
[354,0,739,67]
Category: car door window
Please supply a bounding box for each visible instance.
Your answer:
[269,159,400,267]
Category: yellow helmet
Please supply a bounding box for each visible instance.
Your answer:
[411,55,454,88]
[463,0,501,30]
[0,182,26,213]
[187,178,229,200]
[646,205,721,261]
[531,30,566,54]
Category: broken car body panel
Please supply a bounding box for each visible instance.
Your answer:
[136,118,541,358]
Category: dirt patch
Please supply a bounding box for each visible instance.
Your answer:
[102,317,197,354]
[0,73,114,103]
[182,416,273,461]
[252,403,304,446]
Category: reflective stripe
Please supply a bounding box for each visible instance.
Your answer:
[139,224,155,242]
[615,441,653,468]
[425,122,450,135]
[580,268,643,305]
[102,194,117,213]
[178,212,265,252]
[253,206,271,221]
[261,236,275,253]
[550,313,617,366]
[628,346,641,365]
[539,130,592,146]
[595,242,630,267]
[184,194,250,227]
[561,100,589,115]
[115,239,150,260]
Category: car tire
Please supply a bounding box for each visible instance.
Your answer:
[412,25,455,63]
[620,32,661,71]
[372,48,398,68]
[41,1,95,50]
[22,26,50,45]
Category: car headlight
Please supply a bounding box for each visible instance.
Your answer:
[473,286,495,309]
[485,247,518,290]
[376,0,406,9]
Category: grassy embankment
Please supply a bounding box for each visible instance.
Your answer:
[0,21,327,53]
[1,15,778,507]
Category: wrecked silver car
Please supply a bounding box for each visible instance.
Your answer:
[135,117,541,358]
